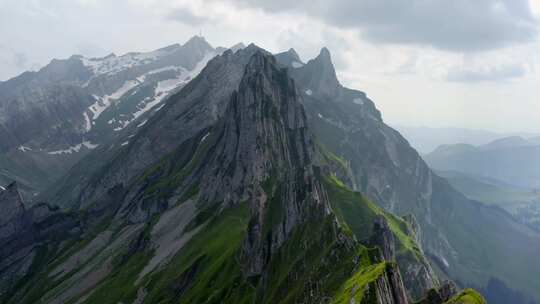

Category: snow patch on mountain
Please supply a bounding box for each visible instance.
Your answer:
[47,141,98,155]
[17,146,32,152]
[148,66,182,75]
[200,132,210,143]
[137,119,148,128]
[353,98,364,105]
[111,51,216,131]
[291,61,304,68]
[81,48,172,76]
[88,80,139,121]
[153,104,165,112]
[441,256,450,268]
[83,112,92,132]
[114,120,130,131]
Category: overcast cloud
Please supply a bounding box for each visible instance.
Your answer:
[446,64,527,82]
[167,7,212,26]
[0,0,539,133]
[219,0,539,51]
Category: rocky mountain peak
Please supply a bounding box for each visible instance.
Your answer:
[318,46,331,60]
[286,48,301,61]
[230,42,246,52]
[312,46,340,87]
[182,35,213,52]
[202,50,316,201]
[286,46,341,99]
[199,51,329,276]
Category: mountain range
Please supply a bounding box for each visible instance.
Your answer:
[0,36,218,200]
[394,125,540,154]
[424,136,540,189]
[425,136,540,232]
[0,36,536,303]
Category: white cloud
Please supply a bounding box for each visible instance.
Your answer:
[218,0,539,51]
[531,0,540,16]
[446,64,526,82]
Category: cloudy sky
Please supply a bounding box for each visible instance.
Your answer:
[1,0,539,133]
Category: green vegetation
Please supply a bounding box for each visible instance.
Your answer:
[316,140,349,172]
[444,289,486,304]
[81,252,152,303]
[136,129,215,202]
[324,174,436,300]
[142,202,254,303]
[324,175,421,257]
[261,175,285,237]
[261,215,360,303]
[331,262,390,304]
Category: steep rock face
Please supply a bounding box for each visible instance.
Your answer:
[0,182,80,298]
[0,84,94,152]
[200,52,328,276]
[0,182,25,217]
[278,47,540,302]
[371,264,408,304]
[417,281,458,304]
[369,216,396,262]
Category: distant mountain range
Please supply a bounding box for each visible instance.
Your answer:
[424,136,540,189]
[425,136,540,232]
[436,170,540,231]
[394,125,540,154]
[2,36,538,303]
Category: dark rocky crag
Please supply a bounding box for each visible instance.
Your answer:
[0,182,80,298]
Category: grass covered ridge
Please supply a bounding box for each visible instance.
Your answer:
[324,175,422,258]
[444,289,486,304]
[331,262,391,304]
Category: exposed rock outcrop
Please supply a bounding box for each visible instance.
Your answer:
[418,281,458,304]
[0,182,80,298]
[369,216,396,262]
[198,52,332,276]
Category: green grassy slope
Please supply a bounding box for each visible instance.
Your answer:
[444,289,486,304]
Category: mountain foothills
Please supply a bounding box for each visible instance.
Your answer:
[0,36,528,303]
